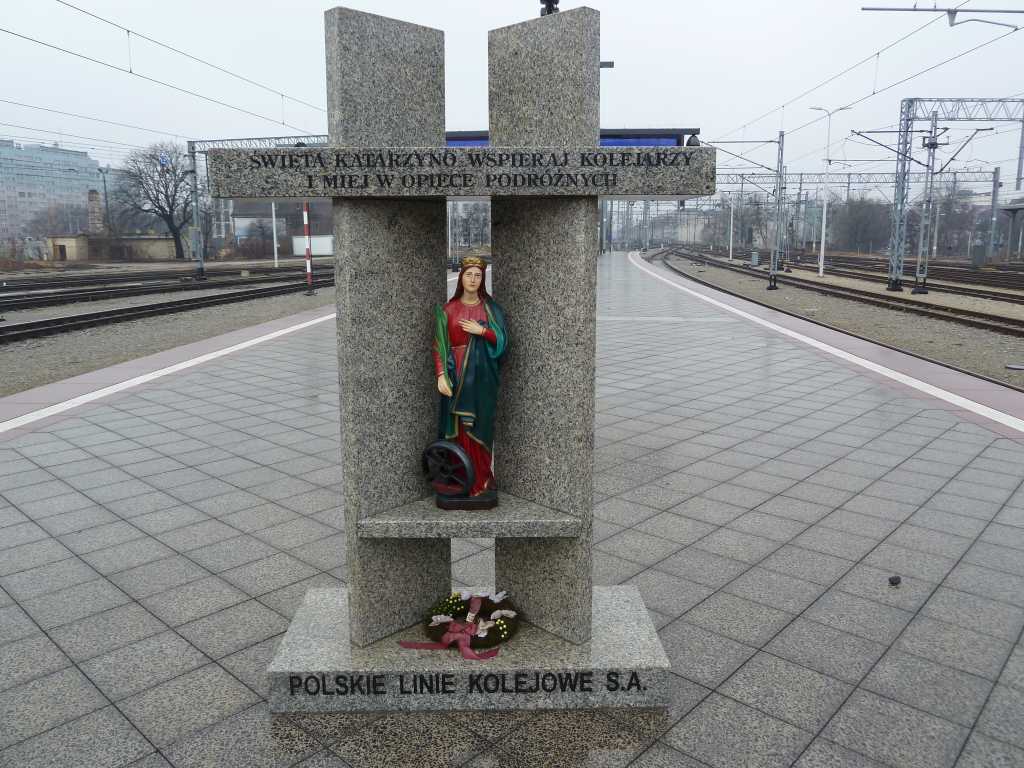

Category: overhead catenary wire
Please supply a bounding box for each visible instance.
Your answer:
[0,26,320,134]
[53,0,326,114]
[0,98,193,140]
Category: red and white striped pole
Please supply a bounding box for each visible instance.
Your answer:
[303,202,314,295]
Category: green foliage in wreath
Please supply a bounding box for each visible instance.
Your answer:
[423,591,520,650]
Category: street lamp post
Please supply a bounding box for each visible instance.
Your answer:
[97,166,112,234]
[810,106,850,277]
[726,195,734,260]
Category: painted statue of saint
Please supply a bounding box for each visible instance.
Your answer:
[432,257,507,508]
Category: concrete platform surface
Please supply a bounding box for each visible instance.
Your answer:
[0,253,1022,767]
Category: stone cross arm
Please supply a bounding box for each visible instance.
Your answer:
[206,145,715,199]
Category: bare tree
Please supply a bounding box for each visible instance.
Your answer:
[115,142,193,259]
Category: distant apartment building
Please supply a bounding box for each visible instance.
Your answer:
[0,140,101,239]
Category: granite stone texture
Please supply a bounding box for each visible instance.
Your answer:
[266,587,669,713]
[206,146,716,199]
[325,8,450,648]
[485,8,603,646]
[358,492,583,538]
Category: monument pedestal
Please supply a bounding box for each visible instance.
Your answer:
[267,587,670,713]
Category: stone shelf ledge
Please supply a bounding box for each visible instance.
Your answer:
[357,493,582,539]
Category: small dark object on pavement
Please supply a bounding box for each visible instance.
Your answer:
[888,575,902,587]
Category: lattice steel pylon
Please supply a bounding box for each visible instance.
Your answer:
[887,97,1024,290]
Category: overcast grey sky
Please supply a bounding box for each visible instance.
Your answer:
[2,1,1022,191]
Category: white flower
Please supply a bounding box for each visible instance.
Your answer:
[489,590,508,604]
[459,590,472,601]
[475,620,495,637]
[490,609,517,620]
[429,614,454,626]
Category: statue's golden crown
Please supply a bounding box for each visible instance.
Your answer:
[462,256,487,270]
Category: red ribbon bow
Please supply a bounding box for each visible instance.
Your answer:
[399,596,500,660]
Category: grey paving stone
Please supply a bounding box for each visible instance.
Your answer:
[177,599,288,659]
[140,574,248,627]
[20,577,130,629]
[81,629,208,701]
[908,508,988,538]
[955,731,1024,768]
[109,555,210,599]
[0,633,70,692]
[218,634,283,700]
[596,528,683,566]
[154,519,240,552]
[219,503,301,533]
[822,689,968,768]
[793,738,891,767]
[618,742,709,768]
[0,556,99,601]
[58,520,146,555]
[190,489,265,517]
[654,547,749,589]
[755,496,833,525]
[221,552,319,597]
[1002,643,1024,691]
[329,712,489,768]
[0,706,152,768]
[594,497,663,527]
[664,693,811,768]
[34,506,117,537]
[720,652,853,731]
[163,702,321,768]
[976,683,1024,751]
[289,533,346,571]
[921,586,1024,641]
[188,534,279,573]
[0,507,28,529]
[0,521,50,551]
[626,570,713,619]
[760,545,853,586]
[618,485,696,512]
[0,666,107,749]
[684,591,794,647]
[669,496,747,526]
[257,573,343,620]
[119,663,260,748]
[48,601,167,662]
[864,542,956,583]
[0,538,72,577]
[792,526,878,561]
[834,563,933,611]
[82,537,177,576]
[965,541,1024,577]
[634,513,715,547]
[896,615,1013,680]
[726,511,808,543]
[725,567,826,614]
[766,617,887,684]
[863,649,993,727]
[103,491,182,517]
[659,621,757,689]
[805,589,913,644]
[252,518,337,550]
[497,709,651,767]
[694,528,781,565]
[593,551,648,585]
[131,505,211,535]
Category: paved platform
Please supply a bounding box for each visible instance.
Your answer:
[1,253,1023,767]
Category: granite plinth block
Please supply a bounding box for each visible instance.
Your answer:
[357,492,583,538]
[267,587,669,713]
[206,146,717,199]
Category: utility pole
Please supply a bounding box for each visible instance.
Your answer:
[986,167,1001,266]
[727,195,734,260]
[270,201,279,268]
[811,105,850,277]
[768,131,785,290]
[187,141,205,279]
[913,111,941,294]
[97,166,112,235]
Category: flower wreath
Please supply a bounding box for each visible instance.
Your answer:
[398,590,520,660]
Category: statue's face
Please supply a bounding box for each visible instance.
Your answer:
[462,267,483,294]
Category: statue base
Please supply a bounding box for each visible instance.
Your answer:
[435,490,498,510]
[267,586,670,712]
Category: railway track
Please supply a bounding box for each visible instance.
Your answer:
[663,247,1024,339]
[0,278,334,344]
[0,268,334,312]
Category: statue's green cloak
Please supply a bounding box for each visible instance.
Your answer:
[435,299,507,448]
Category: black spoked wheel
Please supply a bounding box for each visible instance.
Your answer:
[421,440,475,498]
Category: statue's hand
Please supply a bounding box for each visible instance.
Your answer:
[437,375,453,397]
[457,319,486,335]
